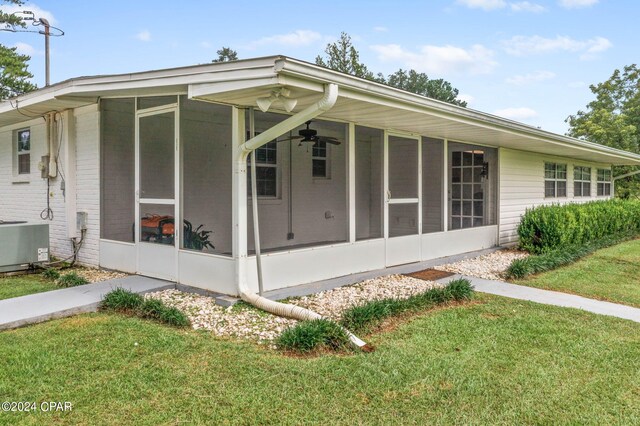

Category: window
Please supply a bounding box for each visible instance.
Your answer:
[574,166,591,197]
[16,129,31,175]
[450,149,487,229]
[544,162,567,198]
[597,169,612,196]
[312,141,328,178]
[247,132,278,197]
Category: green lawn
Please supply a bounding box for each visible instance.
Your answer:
[1,295,638,425]
[0,275,59,301]
[516,238,640,308]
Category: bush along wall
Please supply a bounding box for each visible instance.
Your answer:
[517,199,640,254]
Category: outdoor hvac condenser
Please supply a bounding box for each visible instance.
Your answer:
[0,221,49,273]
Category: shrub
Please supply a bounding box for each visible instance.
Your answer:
[276,319,349,352]
[56,272,88,287]
[41,268,60,281]
[518,199,640,254]
[340,278,474,334]
[100,288,190,327]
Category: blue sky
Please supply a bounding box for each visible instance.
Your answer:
[2,0,636,134]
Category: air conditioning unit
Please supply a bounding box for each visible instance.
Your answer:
[0,221,49,273]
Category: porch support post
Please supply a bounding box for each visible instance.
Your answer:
[232,107,247,296]
[348,122,356,243]
[443,138,448,232]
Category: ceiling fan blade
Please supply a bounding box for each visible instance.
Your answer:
[276,135,303,143]
[319,137,342,145]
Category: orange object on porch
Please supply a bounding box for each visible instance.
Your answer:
[140,215,174,235]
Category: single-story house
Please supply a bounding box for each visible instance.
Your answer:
[2,55,639,296]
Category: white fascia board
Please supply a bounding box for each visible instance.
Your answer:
[276,58,640,165]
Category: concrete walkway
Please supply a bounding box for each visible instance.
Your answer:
[444,274,640,323]
[0,276,173,331]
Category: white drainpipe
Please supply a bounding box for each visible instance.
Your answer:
[237,83,370,350]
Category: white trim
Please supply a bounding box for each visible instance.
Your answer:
[139,198,175,205]
[348,122,356,243]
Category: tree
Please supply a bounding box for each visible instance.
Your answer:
[315,32,384,82]
[212,47,238,63]
[316,32,466,106]
[0,0,37,99]
[566,65,640,198]
[386,69,467,107]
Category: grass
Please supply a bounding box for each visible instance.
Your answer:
[515,238,640,308]
[0,294,638,425]
[0,274,59,301]
[277,319,349,352]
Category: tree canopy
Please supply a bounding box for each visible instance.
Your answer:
[316,32,466,107]
[567,64,640,197]
[212,47,238,63]
[0,0,37,99]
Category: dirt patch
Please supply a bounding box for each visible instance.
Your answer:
[405,269,455,281]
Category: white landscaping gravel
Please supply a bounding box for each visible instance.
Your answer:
[434,249,529,280]
[144,274,442,345]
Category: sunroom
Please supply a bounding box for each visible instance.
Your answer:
[91,56,634,296]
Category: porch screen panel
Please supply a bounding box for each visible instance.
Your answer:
[247,112,348,253]
[388,135,418,199]
[181,98,232,256]
[355,126,383,240]
[100,98,135,242]
[422,137,444,233]
[139,112,175,199]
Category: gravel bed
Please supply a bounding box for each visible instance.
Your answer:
[434,249,529,280]
[145,274,442,345]
[66,267,128,283]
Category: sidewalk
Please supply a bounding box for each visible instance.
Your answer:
[444,274,640,323]
[0,276,173,331]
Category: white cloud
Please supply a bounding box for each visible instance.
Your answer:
[502,35,612,59]
[373,26,388,32]
[506,70,555,85]
[371,43,497,75]
[250,30,322,47]
[456,0,506,10]
[558,0,598,9]
[14,42,36,56]
[1,3,56,27]
[136,30,151,42]
[510,2,546,12]
[493,107,538,120]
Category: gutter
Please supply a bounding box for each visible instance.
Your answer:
[236,83,371,351]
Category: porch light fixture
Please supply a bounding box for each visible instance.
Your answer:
[256,87,298,113]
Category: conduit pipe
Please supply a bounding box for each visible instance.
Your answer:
[238,83,370,351]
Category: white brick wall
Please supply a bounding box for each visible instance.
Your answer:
[0,105,101,267]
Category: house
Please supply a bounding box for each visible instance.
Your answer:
[1,55,639,296]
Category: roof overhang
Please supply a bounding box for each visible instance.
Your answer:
[2,55,639,166]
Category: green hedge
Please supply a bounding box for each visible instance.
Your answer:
[518,199,640,254]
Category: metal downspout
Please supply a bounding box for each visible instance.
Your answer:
[237,83,370,350]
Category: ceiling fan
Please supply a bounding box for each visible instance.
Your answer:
[277,121,341,146]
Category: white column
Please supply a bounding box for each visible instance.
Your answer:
[62,110,77,239]
[348,122,356,243]
[232,107,247,296]
[443,139,448,232]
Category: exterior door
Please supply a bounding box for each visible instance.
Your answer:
[385,133,421,266]
[135,106,179,281]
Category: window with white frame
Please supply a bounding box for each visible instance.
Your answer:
[574,166,591,197]
[597,169,612,196]
[544,162,567,198]
[247,133,278,198]
[16,128,31,175]
[312,141,329,178]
